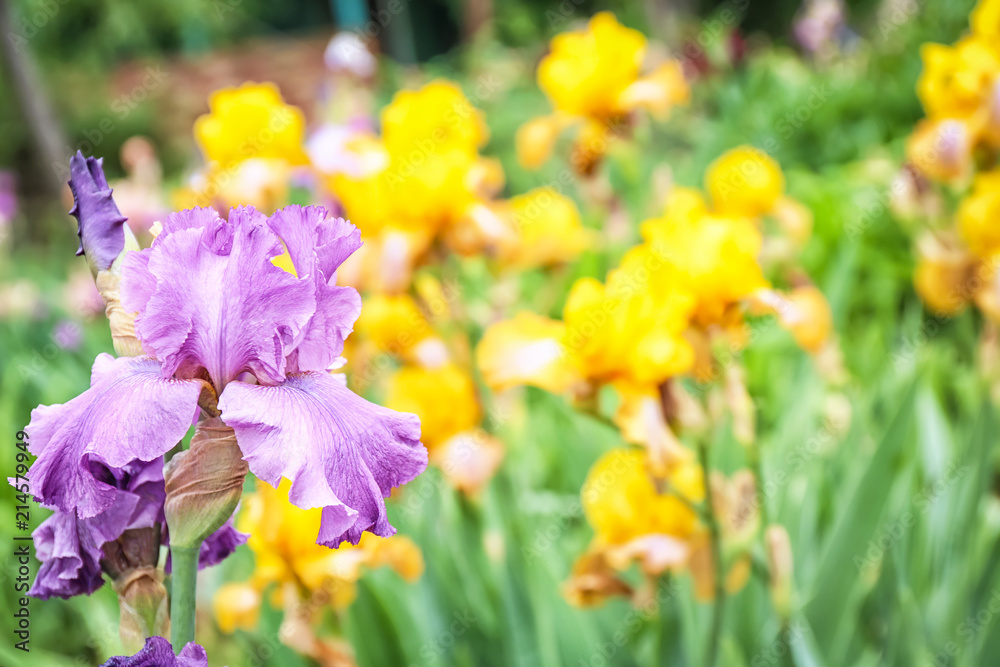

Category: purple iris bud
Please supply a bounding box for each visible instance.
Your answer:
[68,151,129,272]
[101,636,208,667]
[25,204,427,549]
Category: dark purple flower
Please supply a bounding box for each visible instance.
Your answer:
[30,457,164,599]
[69,151,129,273]
[101,636,208,667]
[26,203,426,548]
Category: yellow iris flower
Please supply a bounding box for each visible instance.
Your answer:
[212,480,423,634]
[194,83,308,170]
[518,12,689,171]
[385,363,482,451]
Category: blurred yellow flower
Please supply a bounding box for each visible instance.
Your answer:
[212,583,261,634]
[642,195,769,326]
[972,0,1000,38]
[563,247,695,385]
[617,60,691,120]
[705,146,785,217]
[515,114,567,170]
[385,363,481,451]
[914,232,978,315]
[959,170,1000,258]
[520,12,688,171]
[582,448,703,546]
[379,80,489,231]
[539,12,646,120]
[354,293,433,356]
[211,479,424,633]
[329,81,502,264]
[776,286,833,354]
[917,38,1000,121]
[476,312,581,394]
[906,118,973,183]
[495,188,591,269]
[194,83,307,170]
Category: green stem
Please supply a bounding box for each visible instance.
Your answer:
[697,440,725,667]
[170,545,201,650]
[747,441,770,528]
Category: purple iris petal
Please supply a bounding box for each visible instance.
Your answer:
[219,371,426,547]
[25,354,202,517]
[267,205,362,371]
[101,636,208,667]
[69,151,128,271]
[30,458,165,599]
[29,511,105,599]
[121,206,315,388]
[199,517,248,567]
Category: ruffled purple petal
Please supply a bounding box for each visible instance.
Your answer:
[25,354,201,517]
[69,151,128,271]
[218,371,426,547]
[267,205,362,372]
[121,206,316,388]
[28,511,105,599]
[267,205,361,281]
[101,636,208,667]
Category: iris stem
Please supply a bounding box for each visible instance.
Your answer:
[169,545,201,651]
[697,439,725,667]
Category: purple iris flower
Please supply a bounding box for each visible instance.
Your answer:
[101,636,208,667]
[26,156,426,551]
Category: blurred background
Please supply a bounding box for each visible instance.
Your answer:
[2,0,998,666]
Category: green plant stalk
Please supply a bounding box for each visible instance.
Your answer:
[747,440,770,528]
[697,440,725,667]
[169,545,201,651]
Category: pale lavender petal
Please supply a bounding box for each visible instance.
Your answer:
[267,205,362,371]
[68,151,127,271]
[101,636,209,667]
[121,206,316,387]
[267,205,361,281]
[25,354,201,517]
[219,371,426,547]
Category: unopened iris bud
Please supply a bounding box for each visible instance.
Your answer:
[164,417,249,550]
[68,151,143,357]
[101,527,169,652]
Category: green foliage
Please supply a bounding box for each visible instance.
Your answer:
[2,1,999,665]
